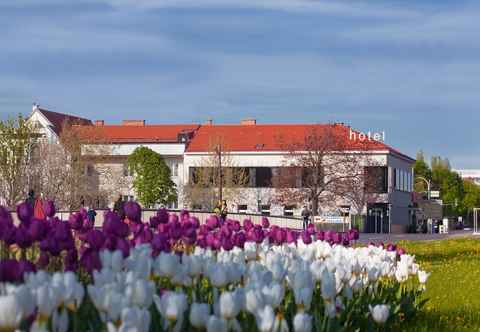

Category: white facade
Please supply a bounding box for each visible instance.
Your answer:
[455,169,480,185]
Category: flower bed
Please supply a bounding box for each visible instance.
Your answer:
[0,201,428,331]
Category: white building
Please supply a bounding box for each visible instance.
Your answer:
[30,107,415,233]
[455,169,480,185]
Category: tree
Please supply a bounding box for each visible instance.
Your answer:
[182,134,249,210]
[127,147,177,208]
[413,151,432,193]
[0,115,37,208]
[273,125,370,216]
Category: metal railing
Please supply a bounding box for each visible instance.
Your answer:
[10,209,304,230]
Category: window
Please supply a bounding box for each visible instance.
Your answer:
[261,204,271,216]
[394,168,413,192]
[255,167,273,187]
[123,164,133,177]
[284,205,295,216]
[237,204,248,214]
[171,162,179,177]
[192,204,202,210]
[123,195,134,202]
[364,166,388,193]
[86,164,94,176]
[274,167,298,188]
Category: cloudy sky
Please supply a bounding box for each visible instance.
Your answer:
[1,0,479,168]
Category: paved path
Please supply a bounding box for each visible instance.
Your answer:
[358,230,479,244]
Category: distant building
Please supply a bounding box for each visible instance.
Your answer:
[455,169,480,185]
[29,106,416,233]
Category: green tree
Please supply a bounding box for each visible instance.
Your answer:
[0,115,36,208]
[127,147,177,208]
[414,151,432,193]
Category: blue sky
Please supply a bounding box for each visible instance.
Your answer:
[1,0,479,168]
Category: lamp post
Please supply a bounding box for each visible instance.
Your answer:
[215,144,223,202]
[415,176,431,200]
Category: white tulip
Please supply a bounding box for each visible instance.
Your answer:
[245,288,265,314]
[418,270,430,284]
[320,269,336,301]
[155,253,180,278]
[262,283,284,308]
[207,264,229,288]
[52,308,69,332]
[207,315,228,332]
[125,279,155,308]
[219,291,241,319]
[369,304,390,324]
[256,306,275,332]
[189,303,210,329]
[293,312,312,332]
[0,293,26,331]
[154,291,188,322]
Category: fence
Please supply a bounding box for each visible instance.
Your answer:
[10,209,304,230]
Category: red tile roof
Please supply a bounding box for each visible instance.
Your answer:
[38,108,92,135]
[77,124,200,143]
[186,124,414,161]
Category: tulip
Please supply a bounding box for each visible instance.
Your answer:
[156,208,169,224]
[206,315,227,332]
[15,226,33,249]
[219,291,241,319]
[418,270,430,284]
[85,230,106,250]
[256,306,275,332]
[0,259,21,282]
[43,200,56,218]
[369,304,390,324]
[124,201,142,222]
[190,303,210,329]
[0,293,29,331]
[16,202,33,224]
[154,291,188,322]
[261,217,270,229]
[28,219,47,242]
[293,312,312,332]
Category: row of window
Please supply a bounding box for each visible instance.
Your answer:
[394,168,413,192]
[121,162,179,177]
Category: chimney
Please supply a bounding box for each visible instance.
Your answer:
[95,120,105,126]
[122,120,145,126]
[204,118,213,125]
[240,118,256,125]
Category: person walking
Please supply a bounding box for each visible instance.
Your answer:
[26,190,35,209]
[113,194,125,220]
[220,200,228,220]
[301,205,311,230]
[87,206,97,224]
[34,193,46,220]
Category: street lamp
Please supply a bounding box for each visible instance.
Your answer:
[415,176,431,200]
[214,145,223,202]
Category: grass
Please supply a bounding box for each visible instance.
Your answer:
[398,238,480,331]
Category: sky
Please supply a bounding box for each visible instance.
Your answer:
[1,0,479,168]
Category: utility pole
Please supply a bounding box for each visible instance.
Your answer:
[416,176,431,200]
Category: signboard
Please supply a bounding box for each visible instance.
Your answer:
[430,190,440,198]
[339,205,351,217]
[314,216,347,224]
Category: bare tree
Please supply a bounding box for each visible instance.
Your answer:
[0,115,37,208]
[273,125,372,216]
[30,121,129,210]
[183,134,249,211]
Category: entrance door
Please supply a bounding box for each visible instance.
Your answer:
[371,208,383,234]
[366,204,390,233]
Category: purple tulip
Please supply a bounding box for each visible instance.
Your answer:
[387,243,397,252]
[243,219,253,232]
[156,208,169,224]
[104,236,117,251]
[169,222,182,240]
[233,232,246,248]
[124,201,142,222]
[136,227,153,245]
[180,209,189,221]
[40,236,61,256]
[324,231,333,242]
[0,206,13,225]
[116,238,131,257]
[0,259,21,282]
[222,237,234,251]
[152,233,169,252]
[182,227,197,245]
[85,229,106,250]
[286,230,297,244]
[37,251,50,269]
[168,214,179,224]
[261,217,270,229]
[316,231,325,241]
[189,217,200,229]
[397,248,406,256]
[80,248,101,273]
[1,223,17,245]
[307,223,316,236]
[15,226,32,249]
[16,202,33,224]
[43,200,56,218]
[332,232,342,244]
[28,219,47,242]
[64,250,79,272]
[301,231,312,244]
[149,216,160,229]
[18,259,36,276]
[69,213,83,230]
[206,216,219,230]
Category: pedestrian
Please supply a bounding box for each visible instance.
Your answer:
[87,206,97,224]
[113,194,125,220]
[26,189,35,209]
[301,205,311,230]
[220,200,228,220]
[34,193,46,220]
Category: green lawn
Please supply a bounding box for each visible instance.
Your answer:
[398,238,480,331]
